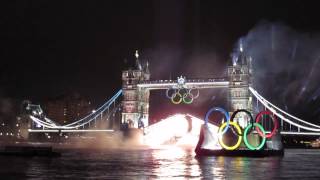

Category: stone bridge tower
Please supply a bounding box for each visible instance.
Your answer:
[227,47,253,128]
[121,51,150,129]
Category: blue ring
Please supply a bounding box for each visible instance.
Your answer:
[205,107,230,135]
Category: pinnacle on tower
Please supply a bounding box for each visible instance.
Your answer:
[145,60,150,74]
[135,50,142,70]
[239,40,245,64]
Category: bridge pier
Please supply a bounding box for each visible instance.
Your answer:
[266,131,283,150]
[121,51,150,130]
[227,47,263,149]
[227,47,253,128]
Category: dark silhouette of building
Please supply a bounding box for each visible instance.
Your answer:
[44,93,92,125]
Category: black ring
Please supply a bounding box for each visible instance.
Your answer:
[230,109,254,136]
[178,88,189,95]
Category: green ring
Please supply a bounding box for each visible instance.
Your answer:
[243,123,266,150]
[182,93,193,104]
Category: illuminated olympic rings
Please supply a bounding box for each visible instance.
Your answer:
[230,109,254,136]
[205,107,230,135]
[189,88,199,99]
[171,92,183,104]
[243,123,266,150]
[204,107,279,150]
[166,88,200,104]
[218,121,242,150]
[182,92,193,104]
[255,111,278,138]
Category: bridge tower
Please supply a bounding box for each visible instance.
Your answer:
[227,47,253,128]
[121,50,150,129]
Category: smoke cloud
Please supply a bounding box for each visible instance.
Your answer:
[238,21,320,121]
[140,20,320,123]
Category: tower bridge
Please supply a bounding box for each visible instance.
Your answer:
[121,49,252,129]
[26,48,320,143]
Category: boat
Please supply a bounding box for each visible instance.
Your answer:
[195,125,284,157]
[310,138,320,148]
[196,148,284,157]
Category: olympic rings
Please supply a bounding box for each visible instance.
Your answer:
[255,111,278,138]
[230,109,254,136]
[189,88,199,99]
[205,107,230,135]
[171,92,182,104]
[166,88,177,99]
[218,121,242,150]
[165,88,200,104]
[182,92,193,104]
[203,107,279,151]
[243,123,266,150]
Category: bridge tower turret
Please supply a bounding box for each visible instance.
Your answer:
[121,50,150,129]
[227,47,253,128]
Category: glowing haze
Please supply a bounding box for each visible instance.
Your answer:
[143,114,219,148]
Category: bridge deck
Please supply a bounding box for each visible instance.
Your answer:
[28,129,114,133]
[137,79,229,89]
[280,131,320,136]
[28,129,320,136]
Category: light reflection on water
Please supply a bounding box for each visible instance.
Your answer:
[151,147,201,178]
[0,148,319,179]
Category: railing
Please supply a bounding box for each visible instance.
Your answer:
[28,89,122,131]
[139,78,228,84]
[250,87,320,133]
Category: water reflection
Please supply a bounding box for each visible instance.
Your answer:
[151,147,201,178]
[0,148,318,179]
[196,154,283,179]
[151,146,283,179]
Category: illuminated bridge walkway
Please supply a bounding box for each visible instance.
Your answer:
[28,86,320,137]
[27,90,122,133]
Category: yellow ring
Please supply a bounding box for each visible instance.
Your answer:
[171,92,182,104]
[218,121,242,150]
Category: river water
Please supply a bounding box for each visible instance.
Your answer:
[0,147,319,179]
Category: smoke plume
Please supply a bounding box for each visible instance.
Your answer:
[238,21,320,121]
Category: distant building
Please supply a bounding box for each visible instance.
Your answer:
[44,93,92,125]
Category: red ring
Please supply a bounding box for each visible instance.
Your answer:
[255,111,278,138]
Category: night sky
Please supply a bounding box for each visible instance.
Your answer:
[1,1,320,121]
